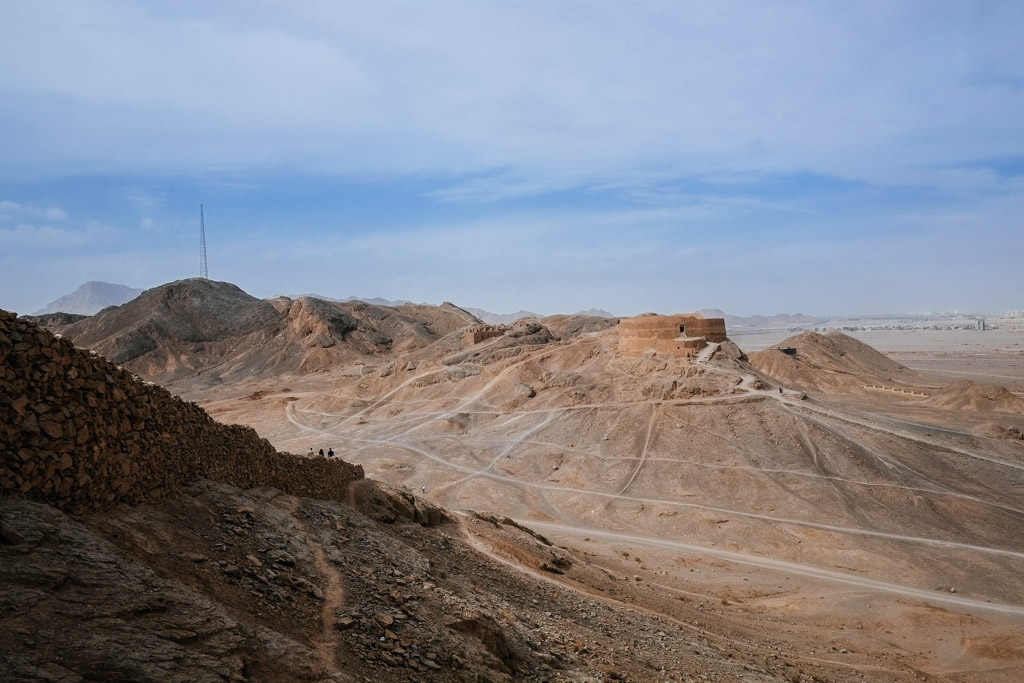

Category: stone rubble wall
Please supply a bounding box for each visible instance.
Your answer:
[1,309,363,512]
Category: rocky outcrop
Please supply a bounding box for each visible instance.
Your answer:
[42,279,485,385]
[1,309,363,512]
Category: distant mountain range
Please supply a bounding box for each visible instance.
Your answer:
[304,295,419,307]
[308,302,616,325]
[34,281,143,316]
[699,308,818,329]
[464,307,617,325]
[463,308,542,325]
[34,281,812,331]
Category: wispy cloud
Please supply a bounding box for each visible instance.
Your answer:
[3,2,1023,191]
[0,200,68,223]
[0,221,115,249]
[1,1,1022,315]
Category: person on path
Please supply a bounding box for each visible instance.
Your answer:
[319,448,324,457]
[307,447,314,457]
[327,448,334,458]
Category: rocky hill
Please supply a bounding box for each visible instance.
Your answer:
[747,330,919,394]
[11,292,1024,680]
[45,279,482,386]
[926,379,1024,414]
[749,331,1024,418]
[34,280,143,316]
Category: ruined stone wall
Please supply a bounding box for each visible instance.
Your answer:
[618,314,728,356]
[463,325,506,345]
[689,317,727,343]
[1,309,363,512]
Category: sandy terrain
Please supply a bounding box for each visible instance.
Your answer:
[17,282,1024,679]
[189,325,1024,681]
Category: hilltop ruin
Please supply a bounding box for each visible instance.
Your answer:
[618,313,727,357]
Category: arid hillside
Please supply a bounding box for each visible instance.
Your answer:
[48,279,481,384]
[196,303,1024,681]
[5,308,810,681]
[749,331,1024,434]
[26,281,1024,681]
[747,330,920,395]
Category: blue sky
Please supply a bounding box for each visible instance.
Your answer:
[1,1,1022,317]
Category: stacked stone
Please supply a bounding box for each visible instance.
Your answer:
[1,309,362,512]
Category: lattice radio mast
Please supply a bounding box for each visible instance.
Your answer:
[199,204,209,279]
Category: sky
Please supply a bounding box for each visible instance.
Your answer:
[1,1,1023,317]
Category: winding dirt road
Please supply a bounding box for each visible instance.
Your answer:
[276,334,1024,618]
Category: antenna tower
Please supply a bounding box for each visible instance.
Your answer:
[199,204,209,279]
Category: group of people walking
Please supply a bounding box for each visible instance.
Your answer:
[307,446,334,458]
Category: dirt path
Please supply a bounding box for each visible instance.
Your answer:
[277,495,345,672]
[276,336,1024,613]
[615,403,660,496]
[334,430,1024,560]
[302,413,1024,564]
[457,516,911,678]
[781,396,1024,472]
[519,520,1024,616]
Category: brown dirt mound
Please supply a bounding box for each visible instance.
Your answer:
[927,380,1024,414]
[748,330,917,394]
[975,422,1024,440]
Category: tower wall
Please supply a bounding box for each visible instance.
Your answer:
[618,314,727,357]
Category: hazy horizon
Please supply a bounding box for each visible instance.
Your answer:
[2,2,1023,317]
[21,276,1024,322]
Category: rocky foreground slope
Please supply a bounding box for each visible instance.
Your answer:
[2,309,806,681]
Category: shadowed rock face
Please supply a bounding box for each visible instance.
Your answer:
[1,498,257,682]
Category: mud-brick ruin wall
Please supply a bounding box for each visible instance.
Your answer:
[618,314,728,356]
[0,309,363,512]
[464,325,506,345]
